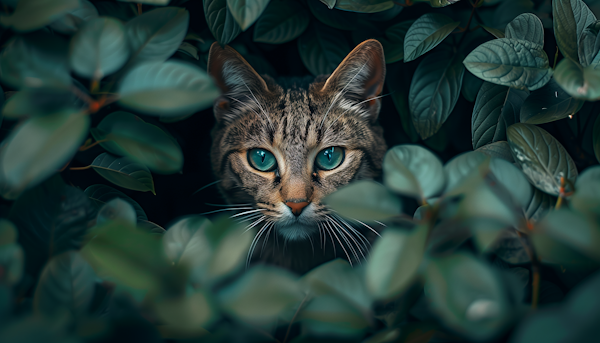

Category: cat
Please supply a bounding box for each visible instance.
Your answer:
[207,39,388,274]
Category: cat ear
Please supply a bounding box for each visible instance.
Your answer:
[207,42,270,123]
[321,39,386,121]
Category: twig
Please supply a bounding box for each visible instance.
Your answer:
[456,5,477,48]
[283,294,310,343]
[79,139,108,152]
[70,165,93,171]
[137,3,143,15]
[555,176,566,210]
[553,46,559,69]
[517,231,541,309]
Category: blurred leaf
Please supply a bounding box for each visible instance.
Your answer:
[475,141,514,163]
[0,110,89,191]
[570,165,600,215]
[307,0,358,31]
[118,60,219,116]
[204,0,241,45]
[488,229,530,264]
[227,0,269,31]
[95,1,137,21]
[0,32,71,89]
[91,111,184,174]
[34,251,96,317]
[553,0,596,62]
[162,216,212,280]
[0,243,23,286]
[594,114,600,163]
[50,0,98,35]
[0,219,16,246]
[490,157,533,208]
[367,225,427,300]
[381,20,414,63]
[578,20,600,66]
[520,78,584,124]
[300,294,370,337]
[0,0,79,32]
[461,70,484,102]
[425,253,512,341]
[553,58,600,101]
[137,220,165,236]
[70,17,129,80]
[463,38,552,91]
[0,317,79,343]
[253,0,309,44]
[119,0,170,4]
[413,0,462,7]
[335,0,394,13]
[219,266,302,323]
[383,145,445,202]
[96,198,136,226]
[505,13,544,46]
[507,123,578,196]
[2,88,85,119]
[323,180,402,221]
[298,22,349,76]
[472,82,529,149]
[320,0,336,9]
[154,289,215,337]
[125,7,189,64]
[525,188,554,223]
[91,153,155,194]
[409,52,464,140]
[443,151,488,194]
[403,13,459,62]
[84,184,147,221]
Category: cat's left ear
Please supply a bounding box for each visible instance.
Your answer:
[321,39,386,122]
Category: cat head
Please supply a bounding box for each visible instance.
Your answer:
[207,39,387,242]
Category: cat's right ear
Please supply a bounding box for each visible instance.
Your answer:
[207,42,270,123]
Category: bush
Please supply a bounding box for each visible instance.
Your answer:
[0,0,598,342]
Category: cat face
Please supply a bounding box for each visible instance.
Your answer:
[208,40,387,245]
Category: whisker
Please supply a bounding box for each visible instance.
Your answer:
[246,221,270,268]
[243,216,266,233]
[230,208,265,218]
[192,180,221,195]
[334,214,371,252]
[241,79,273,129]
[352,217,382,236]
[325,220,352,266]
[374,220,387,227]
[198,207,254,216]
[328,216,363,262]
[307,234,315,256]
[235,212,263,224]
[205,203,251,207]
[260,222,274,257]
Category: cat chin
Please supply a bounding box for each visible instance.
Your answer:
[275,222,319,241]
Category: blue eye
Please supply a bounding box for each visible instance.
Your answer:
[248,148,277,172]
[315,147,345,171]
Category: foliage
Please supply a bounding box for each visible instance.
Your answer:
[0,0,598,342]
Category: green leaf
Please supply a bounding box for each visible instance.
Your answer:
[204,0,242,45]
[525,188,554,223]
[335,0,394,13]
[91,153,156,194]
[118,60,220,117]
[49,0,99,35]
[307,0,358,31]
[119,0,170,4]
[553,0,596,62]
[472,82,529,149]
[383,145,445,202]
[218,266,302,323]
[0,219,16,246]
[505,13,544,46]
[507,123,578,196]
[553,57,600,101]
[409,52,465,140]
[300,294,370,337]
[520,78,584,124]
[0,110,89,191]
[34,251,96,317]
[489,157,533,208]
[0,243,23,286]
[578,20,600,67]
[226,0,269,31]
[96,198,136,226]
[403,13,459,62]
[1,88,85,119]
[91,111,184,174]
[413,0,462,7]
[323,180,402,221]
[570,165,600,215]
[253,0,309,44]
[595,116,600,163]
[444,152,489,193]
[482,25,505,39]
[84,184,147,221]
[70,17,128,80]
[463,38,552,91]
[162,216,212,278]
[0,0,79,32]
[425,253,512,341]
[95,1,137,22]
[0,32,71,90]
[320,0,336,9]
[126,7,189,64]
[367,225,428,299]
[298,22,349,76]
[380,20,414,63]
[475,141,514,163]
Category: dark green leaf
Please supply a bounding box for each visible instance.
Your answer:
[117,60,220,117]
[320,0,336,9]
[553,0,596,62]
[253,0,309,44]
[444,151,488,193]
[409,52,465,140]
[482,25,505,39]
[97,198,136,226]
[49,0,98,35]
[120,0,169,4]
[0,317,79,343]
[297,22,349,76]
[1,88,86,119]
[0,0,79,32]
[34,251,96,317]
[300,294,370,337]
[91,111,184,174]
[525,188,554,223]
[472,82,529,149]
[475,141,514,163]
[323,180,402,221]
[0,110,89,191]
[70,17,129,80]
[335,0,394,13]
[383,145,445,202]
[0,219,16,246]
[578,20,600,67]
[307,0,358,31]
[463,38,552,91]
[489,157,533,208]
[507,123,578,196]
[594,115,600,163]
[126,7,189,64]
[204,0,242,45]
[0,32,71,89]
[0,243,23,286]
[367,225,428,299]
[570,165,600,215]
[380,20,414,63]
[413,0,462,7]
[520,78,584,124]
[403,13,459,62]
[553,57,600,101]
[489,229,530,264]
[91,153,155,194]
[94,1,137,22]
[84,184,147,221]
[505,13,544,46]
[226,0,270,31]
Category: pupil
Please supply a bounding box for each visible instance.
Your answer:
[260,151,265,163]
[326,148,333,161]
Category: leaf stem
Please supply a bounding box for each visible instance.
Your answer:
[517,231,541,309]
[555,176,566,209]
[283,294,310,343]
[69,165,93,171]
[137,3,143,15]
[456,5,477,48]
[79,139,108,152]
[553,46,559,69]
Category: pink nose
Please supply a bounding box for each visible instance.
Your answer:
[285,201,310,216]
